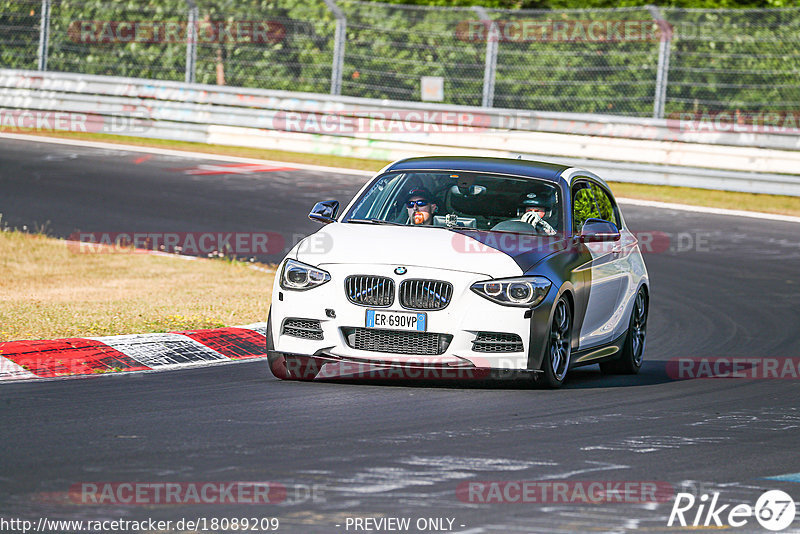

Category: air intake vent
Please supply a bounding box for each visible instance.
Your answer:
[282,318,324,340]
[399,279,453,310]
[345,275,394,307]
[472,332,523,353]
[342,327,452,355]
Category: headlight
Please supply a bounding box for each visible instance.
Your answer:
[280,259,331,291]
[471,276,551,307]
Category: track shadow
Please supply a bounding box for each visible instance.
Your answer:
[559,360,677,389]
[273,360,677,390]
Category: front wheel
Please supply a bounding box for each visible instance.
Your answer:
[600,287,648,375]
[539,296,572,388]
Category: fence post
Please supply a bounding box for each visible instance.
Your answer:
[473,7,497,108]
[185,0,198,84]
[323,0,346,96]
[37,0,51,71]
[647,5,671,119]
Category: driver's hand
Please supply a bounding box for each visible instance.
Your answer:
[520,210,541,225]
[520,211,557,236]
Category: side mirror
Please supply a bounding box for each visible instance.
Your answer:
[309,200,339,224]
[579,218,620,242]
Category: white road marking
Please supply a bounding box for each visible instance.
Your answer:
[0,132,374,176]
[2,132,797,223]
[581,435,729,454]
[537,460,630,480]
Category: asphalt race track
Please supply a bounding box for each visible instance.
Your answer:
[2,137,800,533]
[0,138,364,263]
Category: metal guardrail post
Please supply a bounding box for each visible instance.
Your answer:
[473,7,498,108]
[185,0,198,84]
[323,0,346,96]
[37,0,51,71]
[647,5,671,119]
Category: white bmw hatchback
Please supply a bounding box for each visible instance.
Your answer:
[267,156,649,387]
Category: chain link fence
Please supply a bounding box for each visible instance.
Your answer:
[0,0,41,71]
[2,0,799,118]
[666,8,800,115]
[480,5,663,115]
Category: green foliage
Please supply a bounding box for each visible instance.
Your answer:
[2,0,798,117]
[0,0,40,70]
[572,186,597,231]
[594,186,616,223]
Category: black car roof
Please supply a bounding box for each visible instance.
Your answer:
[384,156,569,182]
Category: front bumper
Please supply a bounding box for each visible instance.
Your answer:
[270,263,559,376]
[266,350,540,382]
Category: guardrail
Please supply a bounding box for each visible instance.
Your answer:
[8,2,800,119]
[1,69,799,196]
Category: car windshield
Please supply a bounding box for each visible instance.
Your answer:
[343,171,562,234]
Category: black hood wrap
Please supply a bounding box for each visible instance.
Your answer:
[451,229,571,273]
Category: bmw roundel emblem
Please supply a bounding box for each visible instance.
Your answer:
[394,266,407,275]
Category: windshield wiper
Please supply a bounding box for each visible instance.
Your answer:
[346,218,406,226]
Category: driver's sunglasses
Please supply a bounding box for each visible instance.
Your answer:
[406,200,429,208]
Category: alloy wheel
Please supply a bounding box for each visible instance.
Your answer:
[549,299,571,381]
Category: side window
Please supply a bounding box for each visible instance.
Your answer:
[572,182,600,233]
[592,186,620,228]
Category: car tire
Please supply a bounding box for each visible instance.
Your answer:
[539,296,572,388]
[600,287,648,375]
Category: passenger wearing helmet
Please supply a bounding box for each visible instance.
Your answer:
[518,191,557,236]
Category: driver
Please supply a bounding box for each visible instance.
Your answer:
[405,188,438,225]
[518,191,557,235]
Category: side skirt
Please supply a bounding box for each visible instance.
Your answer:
[570,330,628,369]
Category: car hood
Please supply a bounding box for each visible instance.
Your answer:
[293,223,565,276]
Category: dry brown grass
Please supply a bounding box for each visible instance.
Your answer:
[0,229,274,342]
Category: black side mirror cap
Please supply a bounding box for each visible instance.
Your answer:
[309,200,339,224]
[579,218,621,242]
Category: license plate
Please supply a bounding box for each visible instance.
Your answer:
[366,310,427,332]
